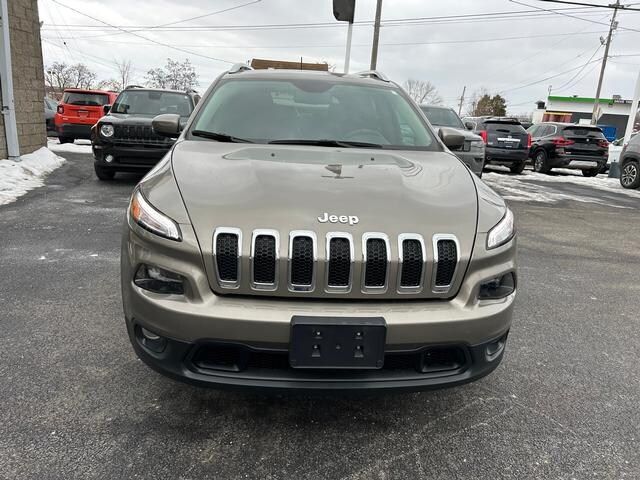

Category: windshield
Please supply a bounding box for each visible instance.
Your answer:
[420,106,464,129]
[191,79,436,149]
[62,92,109,106]
[111,91,193,116]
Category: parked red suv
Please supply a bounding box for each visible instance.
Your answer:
[54,89,118,144]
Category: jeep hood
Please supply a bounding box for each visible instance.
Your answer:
[171,140,479,259]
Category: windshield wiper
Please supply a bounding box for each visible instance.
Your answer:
[268,139,383,149]
[191,130,253,143]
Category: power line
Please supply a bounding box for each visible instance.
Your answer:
[42,29,611,49]
[552,44,603,91]
[49,0,237,64]
[499,56,604,93]
[534,0,640,11]
[510,0,640,32]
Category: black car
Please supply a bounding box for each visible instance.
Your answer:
[463,117,530,174]
[527,122,609,177]
[619,132,640,189]
[44,97,57,135]
[91,87,199,180]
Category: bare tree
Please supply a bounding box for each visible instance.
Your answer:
[68,64,97,89]
[402,79,443,105]
[116,59,133,89]
[45,62,98,92]
[95,60,134,92]
[146,58,198,91]
[45,62,74,92]
[466,88,489,117]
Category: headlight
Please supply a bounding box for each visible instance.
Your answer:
[129,188,181,241]
[100,123,114,137]
[470,140,485,149]
[487,208,515,249]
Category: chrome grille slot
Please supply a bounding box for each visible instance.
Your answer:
[433,235,459,292]
[325,233,353,292]
[251,230,278,290]
[362,233,390,292]
[288,231,316,291]
[398,234,426,292]
[213,228,242,288]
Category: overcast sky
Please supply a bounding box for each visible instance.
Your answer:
[38,0,640,114]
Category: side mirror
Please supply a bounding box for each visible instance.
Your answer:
[152,113,182,138]
[103,104,111,115]
[464,121,474,131]
[439,127,465,150]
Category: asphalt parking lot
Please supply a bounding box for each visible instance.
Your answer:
[1,145,639,480]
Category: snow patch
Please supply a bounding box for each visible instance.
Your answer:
[47,138,92,154]
[0,148,66,206]
[483,170,640,208]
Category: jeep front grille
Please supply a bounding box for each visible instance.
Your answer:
[213,228,241,287]
[251,230,278,289]
[114,124,171,145]
[212,228,461,298]
[433,236,459,291]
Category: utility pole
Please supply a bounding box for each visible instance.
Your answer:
[591,0,620,125]
[370,0,383,70]
[458,86,466,116]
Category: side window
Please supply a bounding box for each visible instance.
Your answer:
[546,125,558,137]
[537,125,551,137]
[527,125,539,137]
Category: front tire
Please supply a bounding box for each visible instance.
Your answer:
[582,168,599,177]
[510,161,526,174]
[533,150,550,174]
[94,164,115,181]
[620,160,640,189]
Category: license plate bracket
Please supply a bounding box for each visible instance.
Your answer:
[289,316,386,369]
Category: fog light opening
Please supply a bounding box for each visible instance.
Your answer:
[485,333,508,362]
[136,325,167,353]
[105,154,115,163]
[479,272,515,300]
[134,264,185,295]
[141,327,160,341]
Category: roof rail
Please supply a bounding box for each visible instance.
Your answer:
[185,88,199,94]
[228,63,253,74]
[352,70,390,82]
[124,84,144,90]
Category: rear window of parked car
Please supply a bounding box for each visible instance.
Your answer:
[562,127,605,138]
[484,122,526,134]
[62,92,110,106]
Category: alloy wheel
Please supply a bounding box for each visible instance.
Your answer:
[621,163,637,187]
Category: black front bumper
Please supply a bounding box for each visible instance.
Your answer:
[127,320,508,393]
[93,142,170,171]
[57,123,92,139]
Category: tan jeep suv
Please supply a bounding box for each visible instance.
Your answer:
[121,66,517,392]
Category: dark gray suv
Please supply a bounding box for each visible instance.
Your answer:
[421,105,485,177]
[620,132,640,189]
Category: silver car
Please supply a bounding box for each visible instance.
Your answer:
[121,67,517,392]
